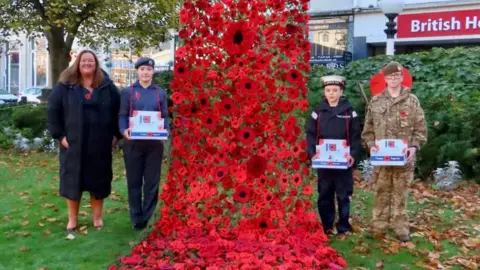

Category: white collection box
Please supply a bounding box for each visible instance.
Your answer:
[370,139,408,166]
[129,111,168,140]
[312,139,350,170]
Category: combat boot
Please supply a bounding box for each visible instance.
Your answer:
[397,233,410,242]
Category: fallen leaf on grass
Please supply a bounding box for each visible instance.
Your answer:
[41,203,55,209]
[403,242,416,249]
[19,246,30,252]
[3,216,12,221]
[458,259,478,270]
[385,242,401,254]
[352,246,371,255]
[375,260,384,269]
[462,238,480,249]
[21,221,29,226]
[38,222,44,227]
[46,218,57,223]
[79,226,88,231]
[39,160,49,167]
[43,229,51,235]
[65,234,75,240]
[38,268,49,270]
[460,245,470,254]
[17,231,30,237]
[410,232,424,238]
[79,211,88,216]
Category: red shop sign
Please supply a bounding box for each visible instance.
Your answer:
[397,9,480,38]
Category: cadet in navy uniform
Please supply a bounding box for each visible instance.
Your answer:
[306,75,362,235]
[119,57,170,230]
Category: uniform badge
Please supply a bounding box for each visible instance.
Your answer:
[311,111,318,119]
[149,60,153,65]
[85,93,91,100]
[136,92,141,100]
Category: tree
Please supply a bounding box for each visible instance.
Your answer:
[0,0,179,85]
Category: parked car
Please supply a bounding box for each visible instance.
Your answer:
[0,88,18,104]
[18,87,44,103]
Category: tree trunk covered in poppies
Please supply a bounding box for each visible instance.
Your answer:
[113,0,346,268]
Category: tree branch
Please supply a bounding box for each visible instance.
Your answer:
[65,2,98,49]
[28,0,46,21]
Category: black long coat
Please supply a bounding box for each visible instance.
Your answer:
[47,72,122,201]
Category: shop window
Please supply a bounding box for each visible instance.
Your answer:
[323,33,329,42]
[8,52,20,94]
[35,39,48,87]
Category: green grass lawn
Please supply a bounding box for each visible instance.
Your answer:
[0,151,147,270]
[1,152,478,270]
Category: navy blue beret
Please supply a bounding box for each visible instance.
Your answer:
[134,57,155,69]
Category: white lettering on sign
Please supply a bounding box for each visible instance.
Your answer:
[465,16,480,29]
[411,17,461,32]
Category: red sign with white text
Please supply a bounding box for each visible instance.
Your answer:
[397,9,480,38]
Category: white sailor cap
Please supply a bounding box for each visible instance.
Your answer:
[321,75,346,88]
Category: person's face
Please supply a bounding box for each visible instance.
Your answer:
[79,53,96,76]
[385,71,403,88]
[324,85,343,104]
[137,66,154,82]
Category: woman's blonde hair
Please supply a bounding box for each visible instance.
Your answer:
[58,50,104,88]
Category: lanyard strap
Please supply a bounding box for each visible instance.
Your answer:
[129,84,162,117]
[316,111,350,146]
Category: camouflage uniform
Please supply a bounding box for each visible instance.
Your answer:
[361,86,427,237]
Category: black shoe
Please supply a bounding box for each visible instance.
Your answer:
[132,221,146,231]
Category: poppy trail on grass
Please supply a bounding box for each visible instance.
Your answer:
[111,0,346,269]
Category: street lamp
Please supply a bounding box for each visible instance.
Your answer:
[167,28,178,69]
[379,0,405,56]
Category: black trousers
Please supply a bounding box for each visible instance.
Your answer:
[317,168,354,233]
[123,140,164,226]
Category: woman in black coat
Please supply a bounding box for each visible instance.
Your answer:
[306,75,361,236]
[47,50,122,236]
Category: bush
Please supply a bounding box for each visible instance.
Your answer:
[153,70,174,120]
[11,104,47,139]
[307,46,480,181]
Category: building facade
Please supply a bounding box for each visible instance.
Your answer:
[108,41,174,88]
[308,0,480,66]
[0,35,49,94]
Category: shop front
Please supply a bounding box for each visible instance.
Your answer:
[353,3,480,58]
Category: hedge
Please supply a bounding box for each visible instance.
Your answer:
[307,46,480,181]
[2,47,479,181]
